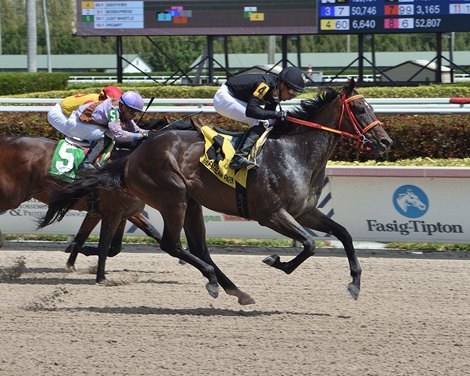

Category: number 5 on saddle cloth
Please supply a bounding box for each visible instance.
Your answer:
[49,138,114,182]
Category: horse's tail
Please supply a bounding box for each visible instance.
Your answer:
[37,157,128,229]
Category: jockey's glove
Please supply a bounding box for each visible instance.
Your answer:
[275,110,288,122]
[141,130,149,139]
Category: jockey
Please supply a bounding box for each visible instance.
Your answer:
[213,66,306,170]
[47,86,122,137]
[66,91,149,173]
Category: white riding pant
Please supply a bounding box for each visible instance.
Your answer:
[64,111,111,141]
[47,103,71,136]
[213,84,261,127]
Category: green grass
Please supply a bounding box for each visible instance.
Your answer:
[3,234,469,251]
[384,242,470,252]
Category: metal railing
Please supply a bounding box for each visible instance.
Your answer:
[67,73,470,85]
[1,97,470,114]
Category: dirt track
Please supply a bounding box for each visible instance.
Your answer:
[0,244,469,376]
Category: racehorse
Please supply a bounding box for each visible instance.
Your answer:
[39,79,393,303]
[0,135,164,282]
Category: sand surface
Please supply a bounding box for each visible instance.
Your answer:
[0,244,469,376]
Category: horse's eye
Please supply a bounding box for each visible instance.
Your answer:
[356,107,366,115]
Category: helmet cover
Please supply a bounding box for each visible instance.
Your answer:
[278,67,306,93]
[119,91,144,112]
[101,86,123,100]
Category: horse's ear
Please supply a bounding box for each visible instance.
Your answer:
[344,77,356,96]
[163,115,173,125]
[189,115,203,130]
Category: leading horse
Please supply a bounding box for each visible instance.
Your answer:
[40,79,393,303]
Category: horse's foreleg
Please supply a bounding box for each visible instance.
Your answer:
[65,212,101,271]
[107,220,126,257]
[299,208,361,300]
[261,209,316,275]
[0,229,4,248]
[128,212,162,244]
[184,199,255,305]
[158,203,219,299]
[95,215,123,283]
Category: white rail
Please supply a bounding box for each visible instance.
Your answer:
[66,73,470,84]
[1,97,470,114]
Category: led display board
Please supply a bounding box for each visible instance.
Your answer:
[76,0,470,36]
[318,0,470,34]
[77,0,318,36]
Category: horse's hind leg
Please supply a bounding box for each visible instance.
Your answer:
[184,198,255,305]
[128,212,162,244]
[299,208,361,300]
[65,212,101,271]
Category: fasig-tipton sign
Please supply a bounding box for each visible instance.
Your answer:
[327,166,469,243]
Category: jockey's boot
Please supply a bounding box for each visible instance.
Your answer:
[77,136,112,174]
[229,124,265,171]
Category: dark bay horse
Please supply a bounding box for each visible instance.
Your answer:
[0,135,163,282]
[39,79,393,302]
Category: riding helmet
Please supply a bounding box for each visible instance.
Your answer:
[278,67,306,93]
[100,85,123,100]
[119,91,145,112]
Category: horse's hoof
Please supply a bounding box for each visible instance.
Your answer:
[262,254,280,267]
[64,265,76,273]
[238,294,256,305]
[347,283,360,300]
[226,289,256,305]
[206,282,219,299]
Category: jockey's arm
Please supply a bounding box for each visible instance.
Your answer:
[245,97,282,121]
[108,120,144,143]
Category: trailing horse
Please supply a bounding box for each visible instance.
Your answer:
[39,79,392,303]
[0,135,163,282]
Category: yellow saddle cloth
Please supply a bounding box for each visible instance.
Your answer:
[199,125,271,188]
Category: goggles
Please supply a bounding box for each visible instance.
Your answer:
[284,83,302,97]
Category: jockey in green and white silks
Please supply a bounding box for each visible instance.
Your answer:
[47,86,122,139]
[65,91,149,172]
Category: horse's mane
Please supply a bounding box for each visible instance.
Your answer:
[288,87,339,121]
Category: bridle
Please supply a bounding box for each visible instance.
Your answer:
[286,92,382,152]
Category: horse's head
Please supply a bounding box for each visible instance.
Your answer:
[398,189,426,211]
[339,78,393,156]
[287,79,392,156]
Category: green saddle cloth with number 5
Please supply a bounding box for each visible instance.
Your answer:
[49,138,113,182]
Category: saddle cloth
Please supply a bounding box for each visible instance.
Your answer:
[49,138,113,182]
[199,125,271,188]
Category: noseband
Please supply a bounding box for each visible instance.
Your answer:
[286,92,382,152]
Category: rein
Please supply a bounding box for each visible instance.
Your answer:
[286,93,381,151]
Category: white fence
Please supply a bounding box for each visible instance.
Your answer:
[66,73,470,85]
[1,97,470,114]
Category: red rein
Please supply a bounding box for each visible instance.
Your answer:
[286,93,382,153]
